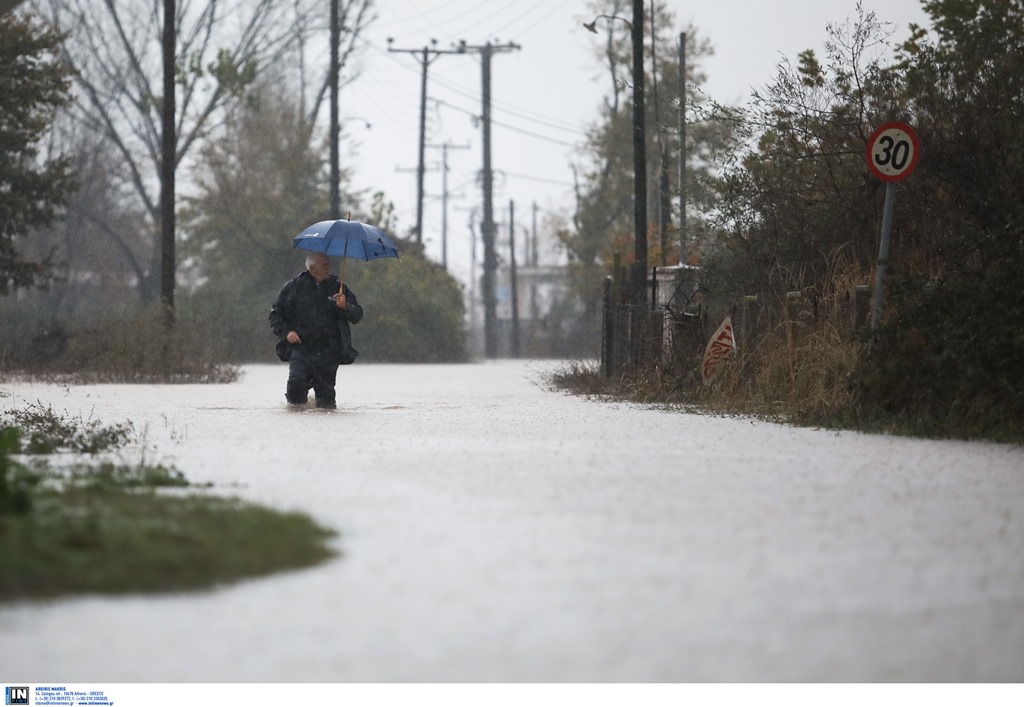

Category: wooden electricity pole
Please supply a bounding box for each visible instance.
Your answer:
[426,141,470,269]
[387,39,466,243]
[160,0,176,324]
[460,40,519,358]
[629,0,647,364]
[329,0,340,218]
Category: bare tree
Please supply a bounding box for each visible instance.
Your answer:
[38,0,374,303]
[294,0,374,128]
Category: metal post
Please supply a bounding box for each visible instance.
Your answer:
[870,182,896,335]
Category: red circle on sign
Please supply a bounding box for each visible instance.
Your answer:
[866,121,920,182]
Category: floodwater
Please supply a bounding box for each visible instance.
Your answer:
[0,360,1022,681]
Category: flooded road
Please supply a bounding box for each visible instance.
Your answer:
[1,361,1022,681]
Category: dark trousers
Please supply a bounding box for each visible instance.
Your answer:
[286,347,338,407]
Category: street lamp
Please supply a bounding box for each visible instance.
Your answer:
[582,14,631,33]
[585,1,647,365]
[341,116,372,130]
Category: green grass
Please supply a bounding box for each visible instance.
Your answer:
[0,406,337,602]
[0,490,336,601]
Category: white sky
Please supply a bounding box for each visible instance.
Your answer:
[338,0,931,286]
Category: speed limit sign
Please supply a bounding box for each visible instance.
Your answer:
[867,122,920,182]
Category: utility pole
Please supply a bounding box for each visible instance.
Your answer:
[387,39,466,243]
[678,31,687,262]
[583,6,647,363]
[426,141,470,269]
[630,0,647,365]
[530,201,539,324]
[649,0,669,267]
[460,40,520,358]
[531,201,539,267]
[456,205,481,357]
[509,199,520,357]
[160,0,176,325]
[329,0,340,218]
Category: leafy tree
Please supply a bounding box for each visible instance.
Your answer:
[179,80,334,361]
[566,0,725,349]
[853,0,1024,437]
[179,82,466,363]
[692,0,1023,439]
[704,8,907,299]
[341,193,467,363]
[344,249,468,363]
[0,11,75,295]
[10,130,151,318]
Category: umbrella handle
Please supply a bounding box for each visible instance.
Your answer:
[339,238,349,291]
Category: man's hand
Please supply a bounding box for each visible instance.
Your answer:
[287,330,301,344]
[332,292,347,309]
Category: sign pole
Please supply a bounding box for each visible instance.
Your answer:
[864,121,920,341]
[870,181,896,335]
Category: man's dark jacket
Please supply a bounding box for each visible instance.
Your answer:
[269,271,363,365]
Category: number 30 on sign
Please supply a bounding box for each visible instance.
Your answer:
[866,121,920,182]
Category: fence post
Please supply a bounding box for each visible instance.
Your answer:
[785,291,802,385]
[739,295,758,350]
[853,284,871,336]
[602,275,614,378]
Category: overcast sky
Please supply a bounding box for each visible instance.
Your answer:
[335,0,931,284]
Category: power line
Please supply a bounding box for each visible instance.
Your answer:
[442,0,546,39]
[500,170,574,187]
[428,72,588,135]
[432,98,578,148]
[508,0,569,36]
[371,0,469,32]
[365,42,587,136]
[492,116,579,148]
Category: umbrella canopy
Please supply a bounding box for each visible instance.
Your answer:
[293,219,400,261]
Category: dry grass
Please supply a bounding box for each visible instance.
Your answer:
[554,258,875,430]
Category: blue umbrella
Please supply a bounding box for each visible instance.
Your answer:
[293,218,400,287]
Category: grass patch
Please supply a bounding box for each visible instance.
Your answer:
[0,407,336,603]
[0,491,335,601]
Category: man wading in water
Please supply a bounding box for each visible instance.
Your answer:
[269,252,363,409]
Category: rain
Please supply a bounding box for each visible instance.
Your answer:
[3,0,1024,697]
